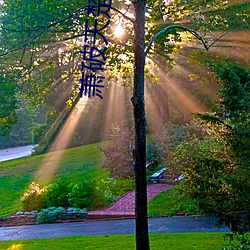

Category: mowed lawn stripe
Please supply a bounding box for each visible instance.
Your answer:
[0,233,230,250]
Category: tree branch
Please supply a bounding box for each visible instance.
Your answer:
[0,4,93,57]
[145,25,211,56]
[0,4,134,57]
[110,6,135,24]
[1,4,90,33]
[205,30,230,49]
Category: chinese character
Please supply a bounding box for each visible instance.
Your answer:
[80,0,112,99]
[79,72,105,99]
[80,45,107,72]
[84,19,109,45]
[86,0,112,18]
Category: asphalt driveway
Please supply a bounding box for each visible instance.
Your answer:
[0,145,36,162]
[0,216,230,241]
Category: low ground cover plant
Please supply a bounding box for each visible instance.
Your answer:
[36,206,65,224]
[35,206,87,224]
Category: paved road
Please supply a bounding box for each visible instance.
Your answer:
[0,216,229,241]
[0,145,37,162]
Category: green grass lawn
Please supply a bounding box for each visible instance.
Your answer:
[0,233,231,250]
[0,140,184,219]
[0,140,196,218]
[0,143,104,217]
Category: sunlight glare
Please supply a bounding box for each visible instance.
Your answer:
[7,243,23,250]
[114,25,124,37]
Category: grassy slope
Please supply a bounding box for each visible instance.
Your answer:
[148,186,199,217]
[0,233,230,250]
[0,143,103,217]
[0,141,184,219]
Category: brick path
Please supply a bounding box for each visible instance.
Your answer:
[88,184,171,219]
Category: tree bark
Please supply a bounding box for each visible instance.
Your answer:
[131,1,150,250]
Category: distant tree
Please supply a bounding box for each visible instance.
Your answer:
[0,75,18,136]
[147,122,206,168]
[99,124,133,178]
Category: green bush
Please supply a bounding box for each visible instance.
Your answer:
[68,180,94,209]
[167,62,250,233]
[36,206,64,224]
[92,178,114,209]
[43,178,71,208]
[113,177,134,197]
[21,182,45,211]
[93,177,134,209]
[67,207,87,213]
[223,233,250,250]
[22,176,133,212]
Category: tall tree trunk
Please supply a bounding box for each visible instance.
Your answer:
[132,1,150,250]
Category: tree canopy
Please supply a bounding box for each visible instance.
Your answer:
[0,0,248,131]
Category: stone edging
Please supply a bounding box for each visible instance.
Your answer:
[0,212,87,227]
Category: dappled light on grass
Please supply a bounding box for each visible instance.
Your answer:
[6,243,23,250]
[35,97,89,184]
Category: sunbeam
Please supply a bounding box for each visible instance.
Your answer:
[145,54,210,128]
[100,80,129,140]
[35,97,89,184]
[34,38,223,184]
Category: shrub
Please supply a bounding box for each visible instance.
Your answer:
[67,207,87,213]
[169,61,250,233]
[113,177,134,197]
[93,177,134,209]
[36,206,64,224]
[21,182,45,211]
[68,180,94,209]
[93,178,117,209]
[32,123,47,144]
[43,177,71,208]
[167,135,243,215]
[147,122,205,166]
[146,141,159,171]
